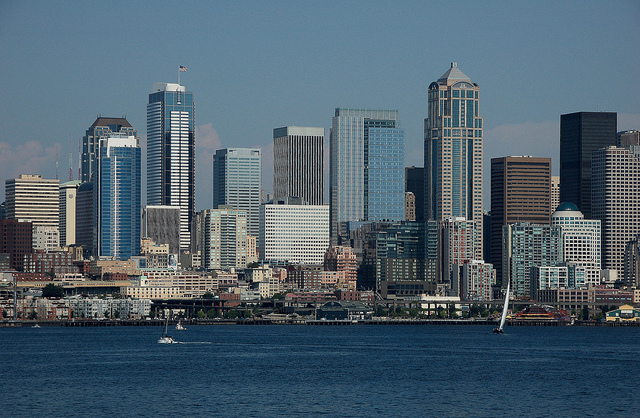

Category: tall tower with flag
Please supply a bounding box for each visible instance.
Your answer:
[147,72,195,251]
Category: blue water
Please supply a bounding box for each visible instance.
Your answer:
[1,325,638,417]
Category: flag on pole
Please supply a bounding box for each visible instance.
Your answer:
[179,65,188,72]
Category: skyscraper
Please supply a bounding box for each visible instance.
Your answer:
[5,174,59,228]
[405,166,425,221]
[424,62,483,260]
[329,108,405,243]
[592,145,640,273]
[94,134,141,260]
[490,156,551,285]
[142,206,181,255]
[147,82,195,251]
[560,111,617,219]
[200,206,247,270]
[82,117,137,183]
[273,126,324,205]
[59,180,81,247]
[213,148,262,240]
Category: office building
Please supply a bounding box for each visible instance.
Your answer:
[490,156,551,285]
[551,202,601,285]
[82,117,137,182]
[624,234,640,287]
[592,145,640,273]
[143,205,181,255]
[59,180,81,247]
[618,130,640,147]
[455,260,495,301]
[405,166,425,221]
[405,192,416,221]
[94,135,141,260]
[273,126,324,204]
[560,111,617,218]
[330,108,405,243]
[0,219,33,271]
[424,63,483,259]
[200,206,247,270]
[213,148,262,239]
[441,216,476,289]
[147,82,195,251]
[259,197,329,265]
[5,174,59,228]
[502,222,562,298]
[551,176,560,212]
[75,182,93,257]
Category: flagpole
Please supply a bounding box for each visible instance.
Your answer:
[178,66,180,85]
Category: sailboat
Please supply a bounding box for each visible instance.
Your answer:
[175,319,186,331]
[493,278,510,334]
[158,317,176,344]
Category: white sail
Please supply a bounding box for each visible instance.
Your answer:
[498,279,511,330]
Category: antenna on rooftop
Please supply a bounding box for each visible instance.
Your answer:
[69,135,73,181]
[56,150,59,180]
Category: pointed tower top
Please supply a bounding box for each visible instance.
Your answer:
[438,62,471,83]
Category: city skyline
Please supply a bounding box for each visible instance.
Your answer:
[1,1,639,210]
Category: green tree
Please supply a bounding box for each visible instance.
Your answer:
[227,310,238,319]
[206,308,216,318]
[28,310,38,320]
[42,283,64,298]
[113,310,120,319]
[197,309,205,319]
[202,292,214,299]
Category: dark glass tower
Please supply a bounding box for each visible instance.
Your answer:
[560,111,616,219]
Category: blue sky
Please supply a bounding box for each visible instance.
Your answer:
[1,0,638,210]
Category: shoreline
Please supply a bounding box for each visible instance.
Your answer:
[2,318,638,327]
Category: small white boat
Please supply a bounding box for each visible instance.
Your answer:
[493,278,510,334]
[175,320,186,331]
[32,324,41,328]
[158,317,176,344]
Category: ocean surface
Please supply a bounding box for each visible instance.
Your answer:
[1,324,638,417]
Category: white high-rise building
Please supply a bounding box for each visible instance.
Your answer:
[59,180,81,247]
[441,216,476,287]
[147,82,195,251]
[200,206,247,270]
[592,145,640,273]
[551,202,601,285]
[273,126,324,205]
[259,197,329,264]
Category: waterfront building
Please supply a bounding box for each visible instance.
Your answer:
[592,145,640,273]
[147,83,195,251]
[490,156,552,286]
[405,166,425,221]
[502,222,562,298]
[560,111,617,218]
[362,221,433,298]
[424,62,483,260]
[259,197,329,265]
[213,148,261,240]
[94,135,141,260]
[273,126,324,205]
[330,108,405,243]
[142,205,181,255]
[200,206,247,270]
[455,260,495,301]
[551,202,601,285]
[82,117,137,183]
[59,180,81,247]
[624,234,640,287]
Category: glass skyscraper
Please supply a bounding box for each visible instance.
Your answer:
[424,62,483,260]
[560,111,617,219]
[82,117,137,183]
[330,108,405,243]
[94,135,141,260]
[213,148,262,240]
[147,83,195,251]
